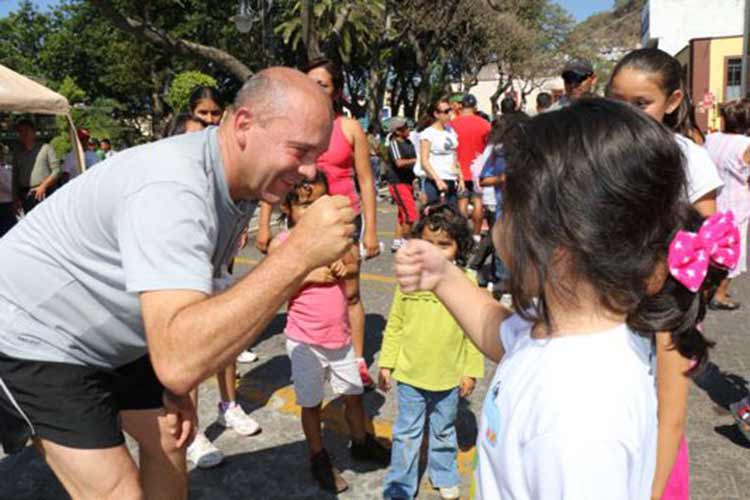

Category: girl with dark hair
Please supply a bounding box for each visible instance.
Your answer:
[607,48,723,217]
[379,203,482,500]
[705,100,750,310]
[419,98,463,208]
[255,57,380,388]
[268,171,389,494]
[188,86,223,126]
[608,47,726,499]
[394,99,734,498]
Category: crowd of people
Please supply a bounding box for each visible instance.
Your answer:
[0,45,749,500]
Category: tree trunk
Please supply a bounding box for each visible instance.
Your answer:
[490,70,513,115]
[150,67,168,138]
[300,0,321,63]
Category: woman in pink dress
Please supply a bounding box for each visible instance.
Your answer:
[256,59,379,387]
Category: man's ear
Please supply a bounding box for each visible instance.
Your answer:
[666,88,684,115]
[232,107,254,150]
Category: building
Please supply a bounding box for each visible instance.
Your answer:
[456,64,564,116]
[641,0,744,56]
[676,35,744,131]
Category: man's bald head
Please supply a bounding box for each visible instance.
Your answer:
[233,67,333,123]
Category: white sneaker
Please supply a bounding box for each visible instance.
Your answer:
[439,485,460,499]
[187,432,224,469]
[236,350,259,363]
[218,403,261,436]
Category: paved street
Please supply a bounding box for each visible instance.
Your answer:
[2,201,750,499]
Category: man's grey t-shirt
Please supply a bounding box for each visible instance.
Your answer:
[0,128,256,368]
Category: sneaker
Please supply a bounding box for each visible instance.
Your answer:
[350,433,390,466]
[438,485,461,499]
[218,403,261,436]
[187,432,224,469]
[310,449,348,493]
[236,350,259,363]
[390,239,403,253]
[730,397,750,442]
[357,358,375,390]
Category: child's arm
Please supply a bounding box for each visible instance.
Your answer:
[651,331,691,500]
[268,237,335,286]
[378,287,406,392]
[329,248,358,280]
[395,240,510,362]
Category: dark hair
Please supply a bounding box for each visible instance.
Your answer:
[15,118,35,130]
[488,111,529,146]
[630,208,721,370]
[281,171,329,227]
[412,203,473,266]
[501,98,689,336]
[164,111,206,137]
[720,98,750,135]
[100,138,111,146]
[500,97,516,115]
[188,86,222,115]
[609,48,690,135]
[417,98,451,130]
[536,92,552,110]
[302,57,345,112]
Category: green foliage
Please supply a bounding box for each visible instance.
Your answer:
[165,71,218,113]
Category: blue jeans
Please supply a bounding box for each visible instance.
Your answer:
[383,383,460,499]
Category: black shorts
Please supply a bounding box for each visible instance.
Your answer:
[458,180,482,200]
[0,353,163,453]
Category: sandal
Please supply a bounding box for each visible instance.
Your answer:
[730,398,750,442]
[708,298,741,311]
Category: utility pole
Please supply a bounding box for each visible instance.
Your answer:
[743,0,750,97]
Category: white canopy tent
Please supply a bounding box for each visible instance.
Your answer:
[0,64,85,174]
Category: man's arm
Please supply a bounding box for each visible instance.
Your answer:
[141,195,355,395]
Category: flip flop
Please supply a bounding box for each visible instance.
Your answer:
[708,299,741,311]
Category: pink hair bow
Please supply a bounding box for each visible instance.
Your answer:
[668,211,740,292]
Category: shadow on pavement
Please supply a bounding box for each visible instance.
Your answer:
[363,313,387,369]
[189,438,373,499]
[693,362,749,409]
[0,446,68,499]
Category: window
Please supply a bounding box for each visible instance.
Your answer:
[726,57,742,101]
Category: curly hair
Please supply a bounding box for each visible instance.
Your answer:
[412,203,474,266]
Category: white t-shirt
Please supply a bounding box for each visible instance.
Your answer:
[410,130,424,178]
[675,133,723,204]
[419,125,459,181]
[475,314,657,500]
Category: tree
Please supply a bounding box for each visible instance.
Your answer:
[165,71,218,113]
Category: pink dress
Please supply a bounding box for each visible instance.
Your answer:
[662,437,689,499]
[277,232,350,349]
[316,116,361,215]
[706,132,750,278]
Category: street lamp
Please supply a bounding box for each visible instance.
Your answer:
[232,0,254,34]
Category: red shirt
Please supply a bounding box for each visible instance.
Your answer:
[451,114,491,179]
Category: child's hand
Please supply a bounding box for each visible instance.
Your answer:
[329,260,347,279]
[395,239,450,292]
[304,266,335,285]
[459,376,476,398]
[378,368,393,392]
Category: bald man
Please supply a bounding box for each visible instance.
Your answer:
[0,68,354,499]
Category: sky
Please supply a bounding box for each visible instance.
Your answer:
[0,0,58,17]
[0,0,616,23]
[555,0,616,21]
